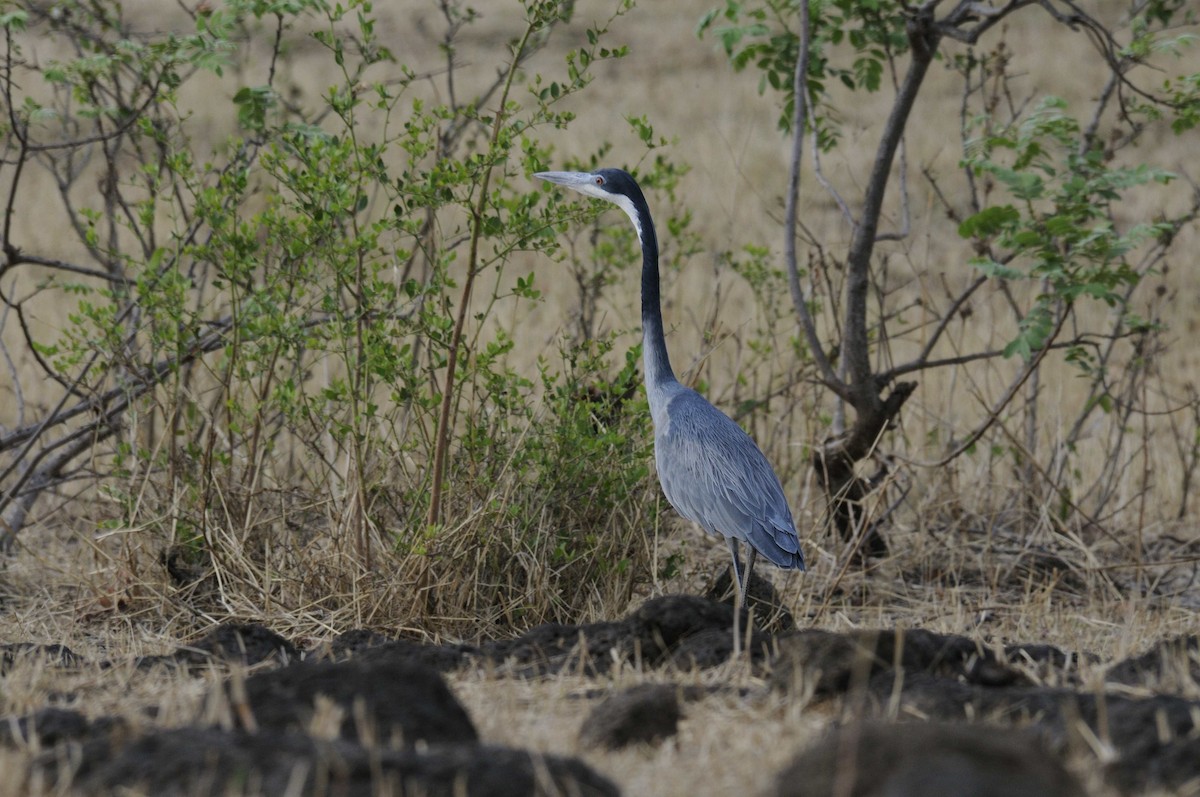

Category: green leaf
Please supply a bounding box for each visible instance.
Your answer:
[968,257,1023,281]
[958,205,1019,238]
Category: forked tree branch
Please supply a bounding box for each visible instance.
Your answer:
[840,7,940,411]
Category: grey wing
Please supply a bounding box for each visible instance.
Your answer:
[654,391,805,569]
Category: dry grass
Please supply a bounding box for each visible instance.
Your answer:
[2,0,1200,795]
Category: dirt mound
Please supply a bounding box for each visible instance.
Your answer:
[135,622,299,669]
[68,727,618,797]
[1105,633,1200,691]
[767,626,1200,793]
[578,683,682,750]
[772,721,1085,797]
[768,627,1074,694]
[478,594,746,675]
[858,672,1200,792]
[22,656,612,796]
[0,707,128,748]
[235,655,478,745]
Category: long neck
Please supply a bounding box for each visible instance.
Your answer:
[634,205,677,389]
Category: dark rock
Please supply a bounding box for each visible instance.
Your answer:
[1106,634,1200,690]
[578,684,681,750]
[1108,734,1200,793]
[863,671,1200,792]
[482,620,629,676]
[323,628,393,657]
[705,567,796,632]
[137,623,298,670]
[768,628,1035,695]
[667,628,778,670]
[0,643,82,673]
[771,721,1085,797]
[477,595,754,676]
[237,656,476,745]
[71,727,619,797]
[356,638,478,672]
[0,707,127,748]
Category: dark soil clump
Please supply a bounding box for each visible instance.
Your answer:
[861,667,1200,791]
[1105,633,1200,690]
[764,625,1200,793]
[772,721,1085,797]
[320,628,394,658]
[135,622,298,670]
[578,683,681,750]
[479,594,747,676]
[626,594,743,659]
[704,567,796,632]
[69,727,618,797]
[236,656,477,746]
[0,707,127,748]
[768,627,1054,695]
[0,642,82,673]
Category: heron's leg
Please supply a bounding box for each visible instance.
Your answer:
[727,538,743,653]
[742,548,758,652]
[727,537,744,592]
[743,548,758,604]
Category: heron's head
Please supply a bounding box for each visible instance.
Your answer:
[535,168,648,240]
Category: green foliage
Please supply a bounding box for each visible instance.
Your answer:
[0,0,676,630]
[698,0,908,136]
[959,98,1173,359]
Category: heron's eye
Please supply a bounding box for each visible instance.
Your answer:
[594,176,604,186]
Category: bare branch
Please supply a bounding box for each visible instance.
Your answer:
[0,404,122,551]
[886,273,989,380]
[2,251,136,285]
[900,301,1071,468]
[784,0,848,401]
[874,134,911,243]
[937,0,1036,43]
[0,290,24,431]
[808,104,856,230]
[1,26,29,260]
[875,41,912,244]
[12,298,91,398]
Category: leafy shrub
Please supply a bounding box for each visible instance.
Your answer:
[0,0,686,633]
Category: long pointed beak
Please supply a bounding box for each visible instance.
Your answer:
[534,171,595,191]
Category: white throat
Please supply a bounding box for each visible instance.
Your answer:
[575,184,642,244]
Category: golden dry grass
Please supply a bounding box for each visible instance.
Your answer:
[2,1,1200,795]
